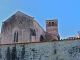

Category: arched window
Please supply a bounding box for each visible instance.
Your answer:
[14,32,16,42]
[40,35,44,42]
[52,22,54,26]
[49,22,51,26]
[14,31,18,42]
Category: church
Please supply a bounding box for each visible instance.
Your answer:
[0,11,60,44]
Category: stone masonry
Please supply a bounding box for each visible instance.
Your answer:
[1,11,45,44]
[0,39,80,60]
[0,11,60,44]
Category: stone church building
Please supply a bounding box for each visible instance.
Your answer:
[0,11,60,44]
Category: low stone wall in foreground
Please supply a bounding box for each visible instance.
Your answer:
[0,40,80,60]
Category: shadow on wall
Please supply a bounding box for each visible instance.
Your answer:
[6,45,25,60]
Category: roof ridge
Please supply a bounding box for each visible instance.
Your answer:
[3,11,34,23]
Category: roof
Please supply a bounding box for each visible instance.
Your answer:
[46,19,58,22]
[3,11,34,23]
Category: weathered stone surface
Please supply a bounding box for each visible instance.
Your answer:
[1,11,45,44]
[0,40,80,60]
[0,11,61,44]
[33,20,45,42]
[46,20,60,40]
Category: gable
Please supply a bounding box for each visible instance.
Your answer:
[1,11,34,33]
[3,11,34,23]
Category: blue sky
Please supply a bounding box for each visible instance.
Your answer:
[0,0,80,39]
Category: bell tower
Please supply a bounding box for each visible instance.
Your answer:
[46,19,59,37]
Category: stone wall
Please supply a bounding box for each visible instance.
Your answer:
[1,11,45,44]
[46,20,59,36]
[1,11,33,44]
[45,32,58,41]
[32,20,45,42]
[0,40,80,60]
